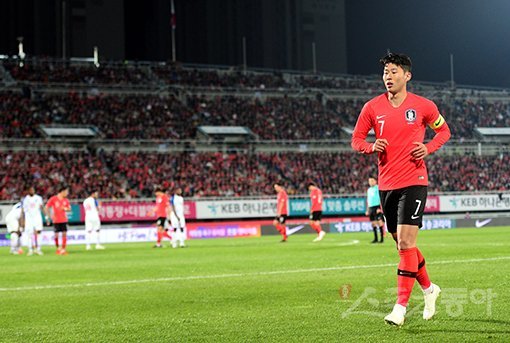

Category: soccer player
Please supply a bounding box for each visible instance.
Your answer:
[83,190,105,250]
[5,201,24,255]
[152,188,172,248]
[351,52,451,326]
[366,177,385,244]
[272,183,288,242]
[170,187,186,248]
[308,182,326,242]
[45,186,71,255]
[23,186,45,255]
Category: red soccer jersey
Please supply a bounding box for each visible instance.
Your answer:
[46,195,70,224]
[310,188,323,212]
[352,92,450,191]
[155,194,169,217]
[277,190,288,215]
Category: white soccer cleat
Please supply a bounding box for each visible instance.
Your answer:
[95,245,106,250]
[313,231,326,242]
[27,250,34,256]
[86,245,92,251]
[423,283,441,320]
[35,249,44,256]
[179,241,186,248]
[384,304,406,326]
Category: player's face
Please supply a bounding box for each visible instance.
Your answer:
[28,187,35,195]
[61,189,69,198]
[274,185,281,193]
[383,63,411,94]
[368,178,376,187]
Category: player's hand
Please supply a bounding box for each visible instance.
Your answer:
[371,139,389,153]
[376,208,382,214]
[411,142,428,160]
[365,211,369,216]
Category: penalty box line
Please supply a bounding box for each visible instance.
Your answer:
[1,256,509,292]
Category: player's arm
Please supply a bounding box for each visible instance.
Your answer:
[277,199,283,216]
[411,112,451,160]
[351,103,388,154]
[62,200,71,212]
[19,208,25,229]
[167,202,174,220]
[44,203,51,225]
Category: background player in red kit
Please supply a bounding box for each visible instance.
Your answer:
[308,182,326,242]
[351,52,451,326]
[272,183,288,242]
[45,186,71,255]
[152,188,172,248]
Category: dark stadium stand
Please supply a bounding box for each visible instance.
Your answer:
[1,57,509,200]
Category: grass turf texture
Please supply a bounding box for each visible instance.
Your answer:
[1,227,509,342]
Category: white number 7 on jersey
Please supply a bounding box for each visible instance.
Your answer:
[378,120,385,135]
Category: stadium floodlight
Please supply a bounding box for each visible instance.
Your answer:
[93,46,100,68]
[17,36,25,67]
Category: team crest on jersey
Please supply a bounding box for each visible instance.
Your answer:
[405,109,417,123]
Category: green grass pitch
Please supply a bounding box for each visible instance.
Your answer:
[1,227,509,342]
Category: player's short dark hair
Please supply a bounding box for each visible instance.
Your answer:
[58,185,69,193]
[307,181,317,188]
[154,187,163,193]
[380,52,412,73]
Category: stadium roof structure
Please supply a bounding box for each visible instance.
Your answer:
[474,127,510,142]
[39,125,100,139]
[197,126,257,143]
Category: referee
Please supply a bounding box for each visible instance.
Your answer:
[366,177,384,243]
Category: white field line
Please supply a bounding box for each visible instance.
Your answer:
[1,256,509,292]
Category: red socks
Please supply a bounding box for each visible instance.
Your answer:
[163,231,172,240]
[416,248,432,290]
[62,235,67,249]
[397,247,418,307]
[310,222,322,234]
[277,224,287,240]
[55,236,59,248]
[157,231,162,244]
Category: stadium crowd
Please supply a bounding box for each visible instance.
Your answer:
[1,151,508,200]
[3,59,151,85]
[0,57,472,92]
[2,90,510,140]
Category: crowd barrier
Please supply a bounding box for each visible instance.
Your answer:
[0,193,509,225]
[1,213,508,247]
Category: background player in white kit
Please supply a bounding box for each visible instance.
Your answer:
[6,201,24,255]
[83,190,105,250]
[23,186,45,255]
[170,187,186,248]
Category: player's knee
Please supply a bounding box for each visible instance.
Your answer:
[398,238,414,250]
